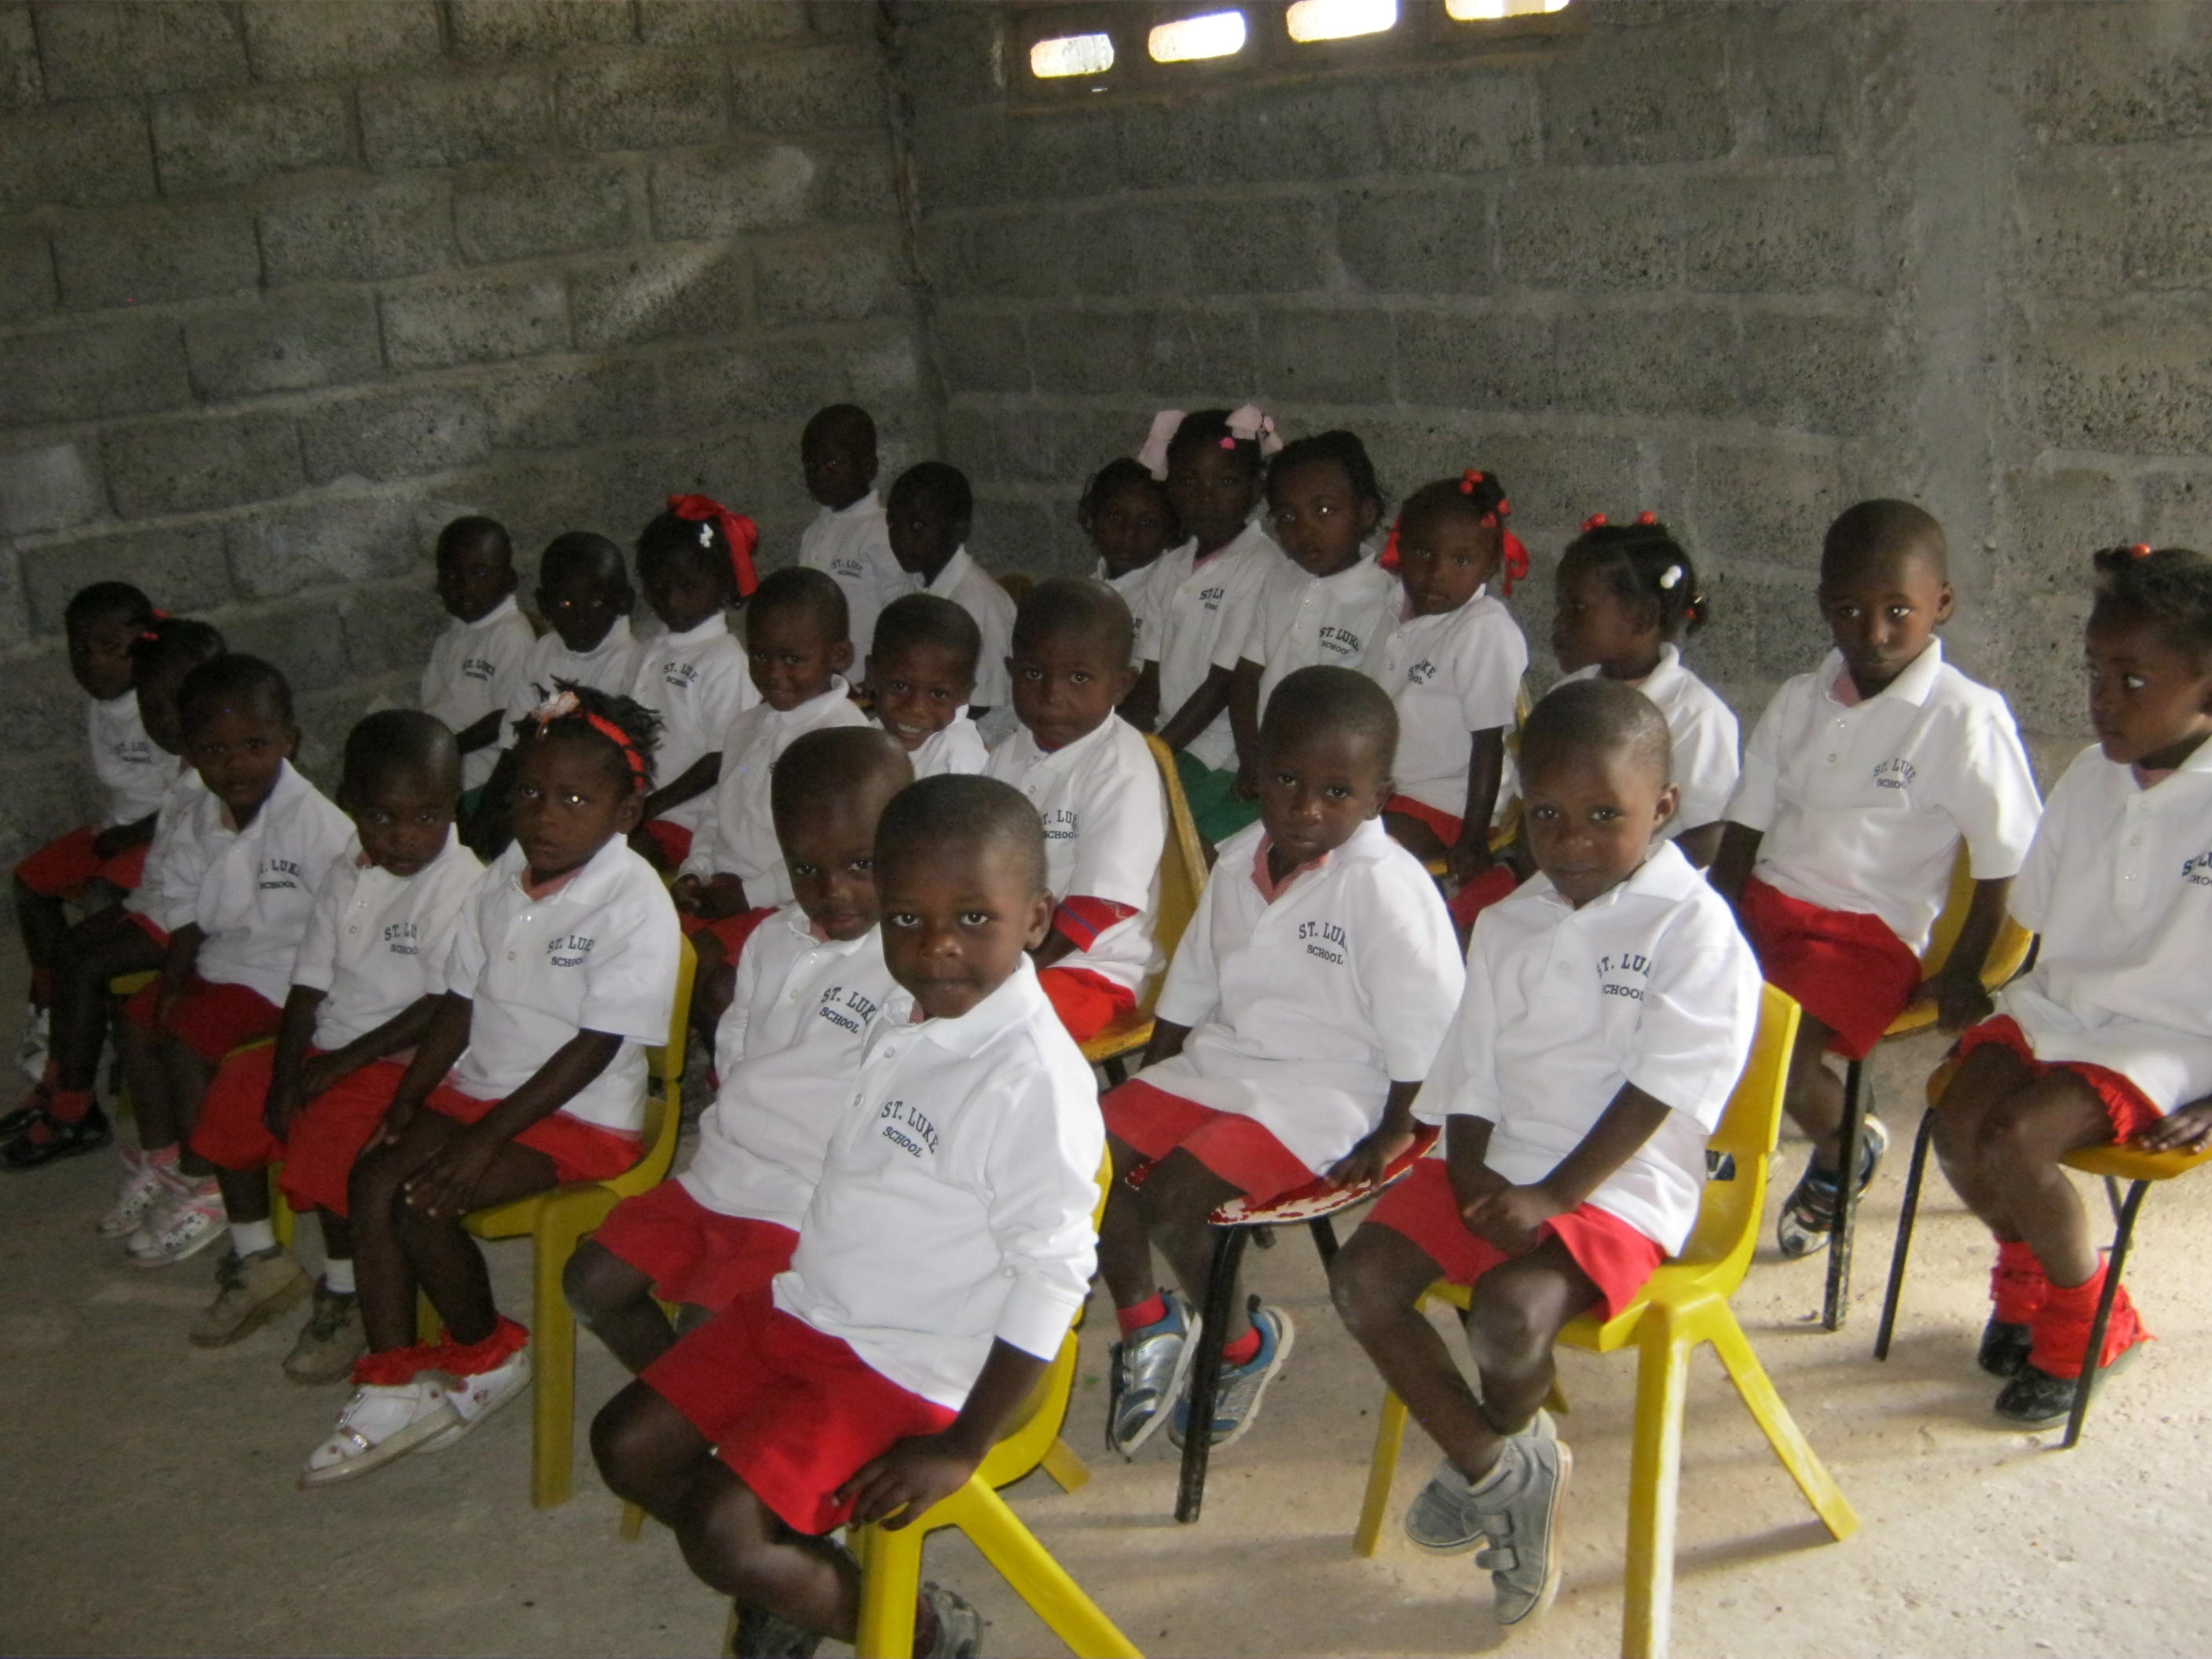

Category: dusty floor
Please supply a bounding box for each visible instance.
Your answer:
[5,923,2211,1656]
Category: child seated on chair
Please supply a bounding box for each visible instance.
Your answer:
[866,592,987,778]
[1330,677,1761,1629]
[299,683,679,1489]
[185,711,483,1382]
[797,403,904,658]
[1098,665,1463,1457]
[1710,500,2041,1258]
[566,727,912,1374]
[591,775,1103,1658]
[106,657,355,1267]
[885,461,1016,727]
[1080,456,1179,712]
[1928,545,2212,1426]
[983,577,1166,1044]
[419,516,535,803]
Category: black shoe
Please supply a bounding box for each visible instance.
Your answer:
[1,1102,112,1170]
[1994,1362,2084,1427]
[0,1096,47,1139]
[728,1602,822,1659]
[1977,1317,2033,1379]
[1775,1117,1889,1258]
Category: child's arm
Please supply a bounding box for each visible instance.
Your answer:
[1459,1084,1673,1256]
[295,994,444,1115]
[1707,823,1761,906]
[1449,728,1508,884]
[642,753,720,822]
[1225,658,1264,789]
[91,811,158,860]
[374,991,474,1145]
[1120,661,1162,731]
[402,1027,622,1218]
[452,708,504,757]
[1917,875,2012,1031]
[154,923,206,1020]
[260,986,327,1139]
[1155,664,1232,756]
[1139,1017,1191,1068]
[1672,822,1725,870]
[1328,1078,1423,1188]
[837,1337,1050,1527]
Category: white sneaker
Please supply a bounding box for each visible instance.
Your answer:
[96,1148,166,1238]
[299,1380,461,1489]
[420,1345,533,1452]
[125,1174,227,1267]
[14,1004,48,1082]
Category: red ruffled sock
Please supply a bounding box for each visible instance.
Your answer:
[2028,1266,2153,1379]
[1990,1239,2048,1324]
[1221,1324,1262,1368]
[428,1314,530,1378]
[1115,1293,1169,1338]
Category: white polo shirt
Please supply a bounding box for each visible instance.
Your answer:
[679,909,902,1227]
[1367,591,1528,820]
[87,688,178,827]
[1096,558,1167,668]
[680,680,869,903]
[1422,842,1762,1252]
[910,547,1016,712]
[898,712,989,780]
[625,613,756,834]
[1225,550,1401,726]
[1562,645,1741,840]
[983,715,1166,998]
[123,768,212,935]
[774,958,1104,1409]
[291,830,485,1051]
[1146,523,1278,772]
[1727,642,2042,952]
[438,833,679,1135]
[173,761,354,1006]
[421,595,538,790]
[800,490,903,657]
[498,616,641,747]
[1139,816,1464,1174]
[1994,742,2212,1111]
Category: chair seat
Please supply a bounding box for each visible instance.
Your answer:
[1080,1013,1153,1066]
[2064,1142,2212,1182]
[1208,1125,1440,1226]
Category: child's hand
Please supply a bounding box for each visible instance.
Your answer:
[698,873,747,921]
[262,1083,307,1141]
[836,1431,984,1530]
[402,1128,501,1218]
[1328,1122,1415,1191]
[299,1053,347,1100]
[1448,834,1496,888]
[1920,962,1994,1033]
[1460,1181,1564,1257]
[2133,1101,2212,1155]
[668,874,705,916]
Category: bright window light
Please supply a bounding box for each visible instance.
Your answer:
[1030,32,1115,79]
[1287,0,1397,42]
[1148,10,1247,63]
[1446,0,1569,18]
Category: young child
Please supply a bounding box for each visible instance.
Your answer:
[1553,513,1737,868]
[798,403,905,659]
[1099,666,1463,1455]
[14,581,166,1079]
[185,712,483,1382]
[2,619,225,1176]
[566,727,912,1373]
[885,461,1015,720]
[1928,544,2212,1425]
[300,683,680,1485]
[676,569,869,975]
[1712,500,2042,1257]
[590,775,1102,1657]
[983,578,1166,1043]
[1224,431,1400,804]
[1330,677,1761,1628]
[627,496,760,870]
[1081,456,1180,699]
[1364,470,1530,889]
[419,516,536,798]
[1139,408,1282,844]
[866,593,988,779]
[111,657,355,1265]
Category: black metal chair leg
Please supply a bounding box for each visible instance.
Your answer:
[2103,1174,2125,1226]
[1874,1108,1937,1361]
[1102,1055,1129,1088]
[1307,1215,1339,1267]
[1176,1225,1250,1523]
[1824,1059,1866,1330]
[2063,1180,2148,1450]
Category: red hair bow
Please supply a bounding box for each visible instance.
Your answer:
[1582,513,1608,532]
[667,494,760,599]
[1463,469,1528,595]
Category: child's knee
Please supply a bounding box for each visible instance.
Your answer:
[590,1380,678,1489]
[1467,1278,1557,1370]
[347,1143,406,1221]
[564,1240,643,1327]
[1328,1226,1423,1338]
[673,1470,778,1595]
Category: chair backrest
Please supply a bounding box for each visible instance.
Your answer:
[1131,734,1210,1020]
[996,571,1036,607]
[1677,983,1801,1281]
[635,935,698,1182]
[1919,843,2034,987]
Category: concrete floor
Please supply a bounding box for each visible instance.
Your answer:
[5,928,2211,1656]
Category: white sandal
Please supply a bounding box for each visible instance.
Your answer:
[298,1379,460,1489]
[418,1346,533,1455]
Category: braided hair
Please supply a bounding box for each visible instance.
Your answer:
[521,679,663,795]
[1265,429,1386,518]
[1561,514,1708,639]
[2091,544,2212,662]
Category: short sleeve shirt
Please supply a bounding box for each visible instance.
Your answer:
[181,762,356,1006]
[421,595,538,790]
[1226,551,1401,723]
[87,689,178,828]
[1146,523,1279,773]
[291,831,485,1050]
[1367,591,1528,819]
[625,614,757,833]
[498,617,641,745]
[800,492,903,659]
[915,548,1016,712]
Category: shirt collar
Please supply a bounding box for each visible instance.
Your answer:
[890,956,1052,1057]
[1822,636,1945,710]
[923,546,977,595]
[565,614,635,662]
[1027,712,1118,763]
[832,491,881,522]
[500,826,635,908]
[218,758,307,837]
[768,678,855,725]
[661,613,730,648]
[1525,838,1701,914]
[465,594,522,632]
[1639,643,1685,698]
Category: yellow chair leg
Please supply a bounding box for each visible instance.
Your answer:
[1040,1437,1091,1494]
[1545,1377,1569,1415]
[1621,1305,1691,1659]
[618,1501,646,1541]
[1703,1306,1859,1542]
[269,1170,295,1253]
[853,1517,926,1659]
[416,1291,441,1346]
[954,1481,1143,1659]
[1353,1387,1410,1558]
[529,1217,580,1510]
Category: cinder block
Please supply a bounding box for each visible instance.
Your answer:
[891,3,1001,106]
[1691,441,1842,573]
[33,1,246,101]
[638,0,808,45]
[2140,473,2212,551]
[101,410,302,518]
[1737,307,1900,440]
[2005,2,2212,145]
[339,580,448,677]
[814,132,898,222]
[731,42,881,133]
[930,211,1088,302]
[847,330,919,403]
[650,143,816,240]
[1338,182,1492,295]
[359,68,558,171]
[2124,166,2212,290]
[1121,79,1380,190]
[1115,198,1331,298]
[153,84,353,195]
[258,176,455,285]
[0,228,55,321]
[0,440,103,536]
[1,2,43,109]
[1743,568,1833,683]
[1256,307,1395,407]
[0,103,155,211]
[943,405,1135,488]
[184,290,383,401]
[1395,309,1554,412]
[0,317,192,425]
[9,643,90,755]
[485,354,665,452]
[453,157,646,264]
[569,245,750,349]
[2000,592,2095,742]
[1451,427,1641,536]
[0,756,97,869]
[2012,165,2126,298]
[51,201,259,310]
[2016,306,2212,456]
[383,265,573,369]
[1377,64,1539,175]
[218,593,354,690]
[1500,178,1676,291]
[243,0,443,80]
[1727,17,1856,158]
[926,108,1117,209]
[426,453,604,562]
[449,0,639,58]
[1683,176,1855,294]
[226,493,427,602]
[1556,306,1736,420]
[803,0,874,42]
[299,386,494,485]
[1068,307,1255,404]
[969,495,1087,580]
[19,521,233,634]
[931,309,1028,396]
[557,50,726,152]
[755,230,904,325]
[663,335,847,425]
[1993,466,2127,599]
[1538,26,1732,165]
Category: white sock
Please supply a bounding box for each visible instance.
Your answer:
[322,1257,356,1295]
[231,1218,276,1255]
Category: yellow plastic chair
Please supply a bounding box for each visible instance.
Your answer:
[1819,849,2036,1330]
[1421,682,1531,882]
[1354,985,1859,1659]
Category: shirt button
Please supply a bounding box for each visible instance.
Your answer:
[1826,753,1838,763]
[506,950,516,960]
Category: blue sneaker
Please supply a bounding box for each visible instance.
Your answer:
[1107,1291,1200,1457]
[1170,1299,1295,1450]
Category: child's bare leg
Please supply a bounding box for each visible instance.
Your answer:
[1331,1223,1494,1477]
[162,1047,217,1172]
[51,921,160,1093]
[1097,1133,1159,1309]
[317,1210,353,1262]
[1781,1016,1849,1166]
[214,1163,271,1225]
[350,1116,452,1350]
[13,874,68,994]
[565,1239,679,1372]
[1463,1243,1598,1444]
[1115,1145,1251,1346]
[1973,1075,2113,1287]
[676,1466,861,1643]
[594,1377,717,1519]
[117,1023,181,1150]
[396,1136,558,1346]
[1931,1043,2034,1239]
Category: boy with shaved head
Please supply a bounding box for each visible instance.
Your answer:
[799,403,904,658]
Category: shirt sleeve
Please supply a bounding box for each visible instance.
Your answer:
[288,860,350,995]
[485,618,537,727]
[438,878,489,1000]
[1668,692,1741,832]
[1944,695,2044,881]
[1060,742,1166,913]
[1350,862,1467,1082]
[1622,908,1763,1134]
[578,869,683,1046]
[1451,608,1528,734]
[1415,931,1500,1127]
[982,1058,1106,1361]
[1153,862,1225,1030]
[1724,686,1789,832]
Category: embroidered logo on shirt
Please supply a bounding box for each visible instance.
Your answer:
[1298,919,1347,965]
[1596,951,1652,1000]
[1406,658,1438,687]
[1318,624,1364,660]
[815,984,881,1036]
[547,932,595,969]
[661,660,701,693]
[1199,584,1227,611]
[462,655,498,684]
[1872,758,1917,791]
[113,738,155,766]
[1041,807,1079,841]
[2184,851,2212,888]
[257,858,305,892]
[877,1097,939,1157]
[384,919,421,956]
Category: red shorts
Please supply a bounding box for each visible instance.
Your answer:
[1448,863,1522,934]
[15,826,147,898]
[1365,1159,1667,1321]
[422,1080,643,1186]
[592,1180,798,1313]
[1956,1015,2165,1145]
[124,910,170,947]
[639,819,694,869]
[1386,794,1464,848]
[124,976,283,1067]
[1102,1079,1315,1203]
[185,1044,408,1218]
[679,905,776,966]
[643,1286,957,1536]
[1738,877,1923,1060]
[1038,965,1138,1044]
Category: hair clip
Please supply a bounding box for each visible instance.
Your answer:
[1582,513,1609,532]
[1635,511,1658,526]
[2130,543,2154,558]
[1659,564,1683,591]
[1459,469,1487,496]
[1224,404,1284,457]
[138,629,161,643]
[151,607,169,620]
[1497,498,1511,516]
[531,689,580,726]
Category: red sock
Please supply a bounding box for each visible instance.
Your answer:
[2029,1266,2153,1379]
[1990,1239,2048,1324]
[45,1087,93,1126]
[1115,1293,1169,1337]
[1221,1325,1262,1367]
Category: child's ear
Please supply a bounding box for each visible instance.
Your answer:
[832,638,855,675]
[1652,782,1682,832]
[500,566,518,596]
[1024,888,1053,950]
[1358,497,1382,537]
[1933,581,1957,626]
[1113,663,1139,705]
[282,724,302,760]
[614,789,646,835]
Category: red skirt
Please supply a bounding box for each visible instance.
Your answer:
[593,1180,798,1313]
[1102,1079,1316,1203]
[1448,863,1522,934]
[189,1046,409,1221]
[16,826,148,897]
[1956,1015,2164,1145]
[423,1081,643,1186]
[639,819,694,870]
[679,904,777,966]
[1386,793,1464,847]
[1738,877,1923,1060]
[1038,965,1138,1043]
[124,975,283,1067]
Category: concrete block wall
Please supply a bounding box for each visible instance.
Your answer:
[0,0,926,865]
